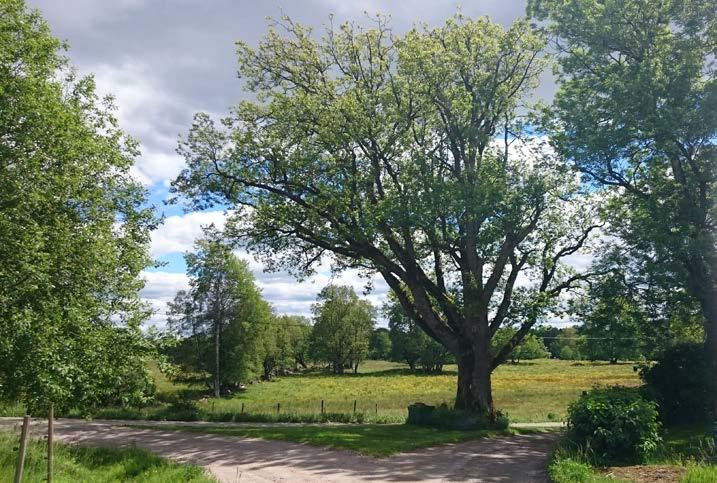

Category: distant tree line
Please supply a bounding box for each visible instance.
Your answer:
[164,232,704,397]
[162,229,380,394]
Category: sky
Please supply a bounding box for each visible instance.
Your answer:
[27,0,565,328]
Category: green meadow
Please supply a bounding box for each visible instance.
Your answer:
[132,359,640,424]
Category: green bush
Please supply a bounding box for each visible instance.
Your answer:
[406,403,509,430]
[567,386,662,464]
[640,342,712,426]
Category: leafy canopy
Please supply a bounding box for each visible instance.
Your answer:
[172,14,599,373]
[0,0,157,412]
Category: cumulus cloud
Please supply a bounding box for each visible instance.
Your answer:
[139,271,189,328]
[150,210,228,257]
[141,265,390,328]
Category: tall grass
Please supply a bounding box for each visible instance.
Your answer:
[0,431,214,482]
[144,359,640,423]
[27,359,641,424]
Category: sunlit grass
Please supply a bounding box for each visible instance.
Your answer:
[0,431,214,482]
[186,359,640,423]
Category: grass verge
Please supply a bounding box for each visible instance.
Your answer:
[0,431,214,482]
[129,423,546,457]
[683,463,717,482]
[547,425,717,483]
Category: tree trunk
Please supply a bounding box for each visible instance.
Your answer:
[683,255,717,418]
[214,322,220,398]
[454,349,494,416]
[700,293,717,419]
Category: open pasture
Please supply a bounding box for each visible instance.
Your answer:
[157,359,641,423]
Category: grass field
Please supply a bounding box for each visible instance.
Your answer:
[0,431,213,482]
[166,359,641,423]
[130,423,544,457]
[4,359,641,424]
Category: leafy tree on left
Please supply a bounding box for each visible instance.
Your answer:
[0,0,159,413]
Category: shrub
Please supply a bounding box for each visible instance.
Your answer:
[640,342,712,426]
[567,386,661,464]
[406,403,509,430]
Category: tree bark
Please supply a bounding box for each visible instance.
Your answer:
[214,321,220,398]
[683,255,717,418]
[699,289,717,419]
[454,349,494,416]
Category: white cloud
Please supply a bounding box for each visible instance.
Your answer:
[150,210,228,257]
[134,148,186,188]
[139,271,190,328]
[91,61,190,186]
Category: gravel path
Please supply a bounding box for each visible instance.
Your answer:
[0,418,559,482]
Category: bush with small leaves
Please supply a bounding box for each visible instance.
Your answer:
[567,386,661,464]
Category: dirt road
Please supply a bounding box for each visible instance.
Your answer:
[0,418,559,482]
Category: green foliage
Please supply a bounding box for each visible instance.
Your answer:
[309,285,375,374]
[536,326,585,360]
[0,431,213,482]
[491,328,549,363]
[386,295,452,372]
[683,464,717,483]
[166,229,274,393]
[369,328,392,360]
[640,342,712,426]
[530,0,716,386]
[0,0,157,413]
[573,271,646,363]
[172,11,600,414]
[567,387,662,464]
[264,315,312,376]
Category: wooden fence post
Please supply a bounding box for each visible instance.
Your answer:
[375,403,378,416]
[277,402,280,414]
[321,400,324,415]
[353,400,357,414]
[47,405,54,483]
[14,415,30,483]
[241,402,244,414]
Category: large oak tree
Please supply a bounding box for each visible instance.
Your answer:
[173,15,599,415]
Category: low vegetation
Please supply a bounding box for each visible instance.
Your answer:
[549,408,716,482]
[566,387,662,465]
[0,432,213,482]
[81,359,640,424]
